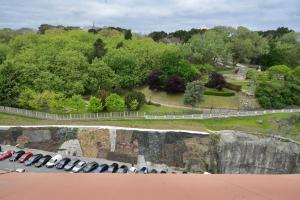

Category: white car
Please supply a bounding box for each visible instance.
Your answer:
[46,154,62,168]
[128,166,137,174]
[15,168,25,173]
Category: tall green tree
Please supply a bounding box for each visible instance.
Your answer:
[124,29,132,40]
[87,59,118,94]
[0,62,21,106]
[183,30,230,64]
[230,26,269,65]
[184,81,204,108]
[93,38,107,59]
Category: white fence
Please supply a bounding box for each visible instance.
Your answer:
[145,109,300,120]
[0,106,299,121]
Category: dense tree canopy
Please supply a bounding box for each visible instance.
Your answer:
[183,30,230,64]
[0,25,299,111]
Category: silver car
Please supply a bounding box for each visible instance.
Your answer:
[72,161,87,173]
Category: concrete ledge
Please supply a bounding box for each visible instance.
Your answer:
[0,173,299,200]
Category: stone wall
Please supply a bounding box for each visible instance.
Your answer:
[0,126,299,174]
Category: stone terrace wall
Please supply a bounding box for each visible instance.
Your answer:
[0,126,299,174]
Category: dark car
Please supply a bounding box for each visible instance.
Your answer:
[150,169,158,174]
[64,159,80,171]
[107,163,119,173]
[83,161,99,173]
[138,167,148,174]
[24,154,43,166]
[95,164,109,173]
[117,165,128,173]
[72,161,86,173]
[56,158,71,169]
[160,170,167,174]
[9,150,25,162]
[34,155,52,168]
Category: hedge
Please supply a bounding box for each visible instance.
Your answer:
[204,89,235,97]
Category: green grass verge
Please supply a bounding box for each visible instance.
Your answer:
[140,104,201,114]
[1,112,299,142]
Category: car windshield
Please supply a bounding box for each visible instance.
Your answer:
[78,162,85,166]
[70,160,77,165]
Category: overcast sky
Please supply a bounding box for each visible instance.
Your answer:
[0,0,299,33]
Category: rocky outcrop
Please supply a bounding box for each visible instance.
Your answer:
[217,131,300,174]
[0,126,299,174]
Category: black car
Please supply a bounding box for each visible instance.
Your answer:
[150,169,158,174]
[34,155,52,168]
[117,165,128,173]
[160,170,167,174]
[56,157,71,169]
[83,161,99,173]
[64,159,80,171]
[24,154,43,166]
[107,163,119,173]
[95,164,109,173]
[138,167,148,174]
[9,150,25,162]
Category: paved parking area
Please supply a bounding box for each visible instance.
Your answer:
[0,145,171,173]
[0,145,133,173]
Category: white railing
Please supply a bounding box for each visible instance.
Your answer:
[0,106,299,121]
[145,109,300,120]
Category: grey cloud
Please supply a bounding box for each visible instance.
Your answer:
[0,0,299,33]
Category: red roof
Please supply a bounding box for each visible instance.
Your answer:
[0,173,299,200]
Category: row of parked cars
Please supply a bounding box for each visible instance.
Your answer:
[0,148,174,174]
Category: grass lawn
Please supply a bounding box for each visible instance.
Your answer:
[139,86,241,109]
[139,104,201,114]
[1,112,299,141]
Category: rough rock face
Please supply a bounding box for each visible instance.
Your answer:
[217,131,300,174]
[0,127,299,174]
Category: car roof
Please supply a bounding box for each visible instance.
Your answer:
[52,154,62,159]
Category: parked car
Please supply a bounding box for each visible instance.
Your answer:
[128,166,137,174]
[0,150,15,161]
[24,154,43,166]
[150,169,158,174]
[35,155,52,168]
[72,161,87,173]
[95,164,109,173]
[117,165,128,173]
[9,150,25,162]
[18,152,33,163]
[107,163,119,173]
[138,167,148,174]
[160,170,167,174]
[15,168,25,173]
[64,159,80,171]
[46,154,62,168]
[83,161,99,173]
[56,158,71,169]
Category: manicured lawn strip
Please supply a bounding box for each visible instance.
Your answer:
[139,86,241,109]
